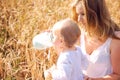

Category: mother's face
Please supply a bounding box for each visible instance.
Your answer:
[76,3,86,26]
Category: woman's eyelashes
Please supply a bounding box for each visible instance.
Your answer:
[77,12,85,17]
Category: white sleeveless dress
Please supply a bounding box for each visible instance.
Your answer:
[80,32,113,78]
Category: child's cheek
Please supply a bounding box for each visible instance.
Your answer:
[52,38,58,49]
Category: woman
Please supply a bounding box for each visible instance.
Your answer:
[71,0,120,80]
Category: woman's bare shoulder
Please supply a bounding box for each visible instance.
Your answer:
[110,31,120,53]
[110,31,120,46]
[111,31,120,47]
[110,31,120,75]
[115,31,120,38]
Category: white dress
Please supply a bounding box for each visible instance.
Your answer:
[51,46,87,80]
[80,32,113,78]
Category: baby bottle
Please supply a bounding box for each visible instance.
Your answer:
[32,31,53,50]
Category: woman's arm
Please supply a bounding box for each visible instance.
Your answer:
[108,37,120,80]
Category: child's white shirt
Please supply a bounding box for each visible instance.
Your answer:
[51,46,87,80]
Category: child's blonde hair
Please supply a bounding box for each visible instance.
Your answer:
[53,18,81,48]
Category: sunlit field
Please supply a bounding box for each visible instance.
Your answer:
[0,0,120,80]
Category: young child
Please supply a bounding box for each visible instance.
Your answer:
[44,18,87,80]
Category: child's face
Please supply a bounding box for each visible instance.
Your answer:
[52,29,63,54]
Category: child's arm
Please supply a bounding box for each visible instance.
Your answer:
[44,54,73,80]
[50,55,72,80]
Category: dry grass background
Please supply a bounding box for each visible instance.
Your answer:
[0,0,120,80]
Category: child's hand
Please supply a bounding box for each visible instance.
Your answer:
[49,64,57,71]
[44,70,52,80]
[44,64,56,80]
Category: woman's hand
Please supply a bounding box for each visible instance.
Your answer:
[84,75,89,80]
[84,75,96,80]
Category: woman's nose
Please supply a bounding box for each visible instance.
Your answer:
[78,15,83,22]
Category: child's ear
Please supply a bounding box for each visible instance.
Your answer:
[60,38,64,43]
[60,39,63,42]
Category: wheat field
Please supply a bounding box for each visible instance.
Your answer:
[0,0,120,80]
